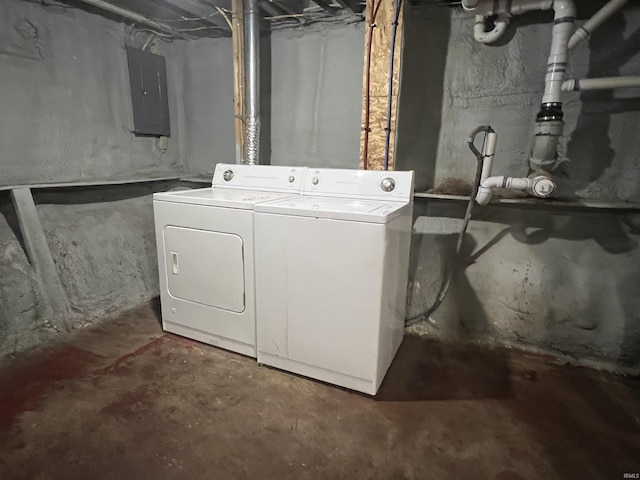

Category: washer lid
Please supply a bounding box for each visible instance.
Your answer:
[254,195,410,223]
[153,187,298,209]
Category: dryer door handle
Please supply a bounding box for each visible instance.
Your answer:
[171,252,179,275]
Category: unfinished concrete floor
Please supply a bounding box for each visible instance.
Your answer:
[1,302,639,480]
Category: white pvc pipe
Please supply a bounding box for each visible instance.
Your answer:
[475,176,531,205]
[542,0,576,105]
[568,0,628,50]
[462,0,481,9]
[562,76,640,92]
[464,0,576,105]
[480,131,497,183]
[528,120,563,171]
[474,15,510,44]
[505,0,552,16]
[465,0,576,173]
[462,0,552,16]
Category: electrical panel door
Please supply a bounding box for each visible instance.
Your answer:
[126,47,171,136]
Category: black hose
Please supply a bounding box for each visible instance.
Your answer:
[405,126,494,327]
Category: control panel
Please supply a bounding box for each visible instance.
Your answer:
[212,164,415,201]
[212,163,305,192]
[302,168,414,201]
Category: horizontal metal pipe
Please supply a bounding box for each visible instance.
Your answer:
[562,76,640,92]
[73,0,190,39]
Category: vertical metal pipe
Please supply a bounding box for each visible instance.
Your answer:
[244,0,261,165]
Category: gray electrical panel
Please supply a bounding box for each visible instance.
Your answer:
[126,48,171,137]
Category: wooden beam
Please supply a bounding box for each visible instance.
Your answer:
[359,0,404,171]
[163,0,232,33]
[335,0,365,13]
[72,0,191,39]
[268,0,306,23]
[311,0,340,14]
[10,188,71,332]
[232,0,246,164]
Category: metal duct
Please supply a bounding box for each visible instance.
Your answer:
[244,0,261,165]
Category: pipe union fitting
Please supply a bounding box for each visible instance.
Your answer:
[527,172,556,198]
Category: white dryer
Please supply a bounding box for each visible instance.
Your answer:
[153,163,304,357]
[254,168,414,395]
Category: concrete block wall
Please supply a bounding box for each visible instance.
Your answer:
[408,202,640,371]
[399,2,640,371]
[397,3,640,200]
[176,37,237,174]
[0,185,166,357]
[0,197,43,356]
[2,0,639,374]
[0,0,190,356]
[0,0,185,186]
[178,22,365,174]
[0,3,365,356]
[268,24,364,169]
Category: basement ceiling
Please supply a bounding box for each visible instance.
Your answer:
[41,0,365,38]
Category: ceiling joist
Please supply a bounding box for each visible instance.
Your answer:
[162,0,232,33]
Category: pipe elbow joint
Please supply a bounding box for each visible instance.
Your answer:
[475,176,505,205]
[568,27,588,49]
[462,0,481,11]
[475,187,494,206]
[475,176,525,205]
[474,15,510,44]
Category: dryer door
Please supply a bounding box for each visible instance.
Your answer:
[164,226,245,313]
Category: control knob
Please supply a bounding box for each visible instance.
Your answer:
[380,177,396,192]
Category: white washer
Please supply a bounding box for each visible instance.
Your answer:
[153,163,305,357]
[254,168,414,395]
